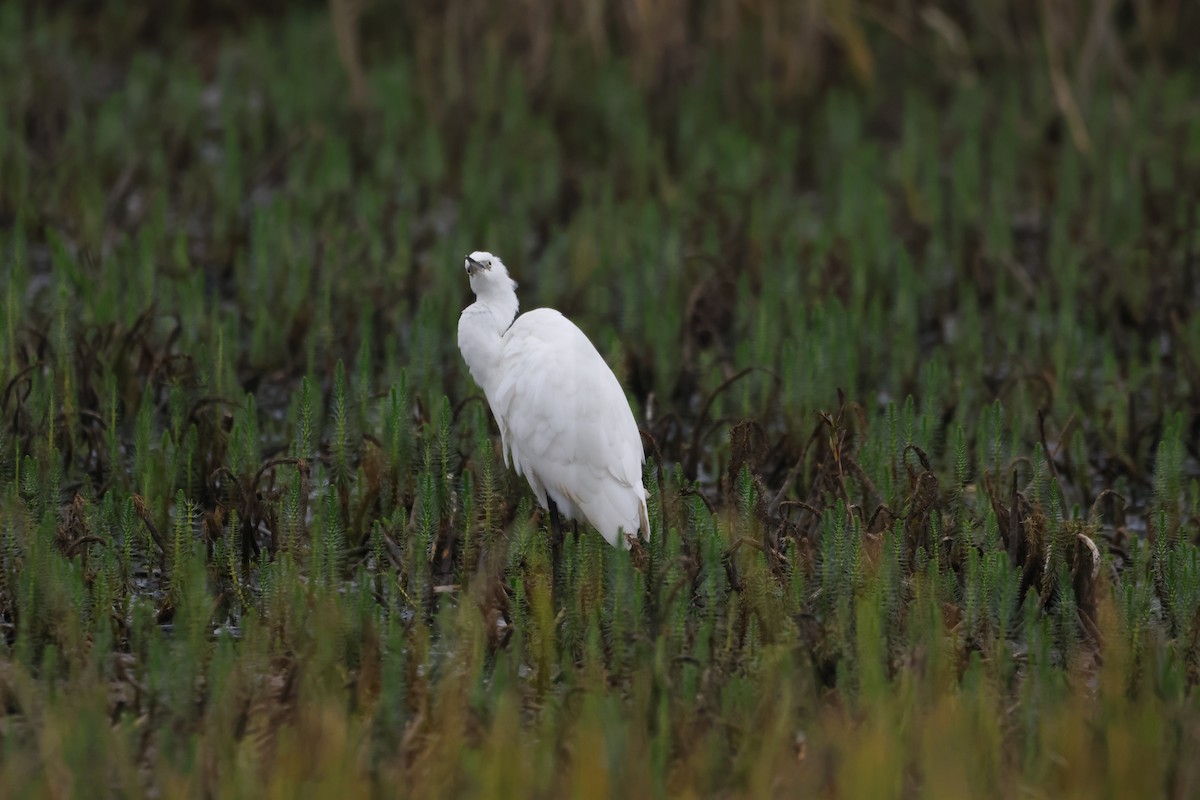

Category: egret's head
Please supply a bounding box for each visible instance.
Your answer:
[464,251,516,296]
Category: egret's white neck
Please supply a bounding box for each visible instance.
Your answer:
[457,283,519,398]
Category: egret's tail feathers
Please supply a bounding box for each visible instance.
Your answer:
[638,491,650,542]
[578,479,649,550]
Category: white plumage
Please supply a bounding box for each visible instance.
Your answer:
[457,251,650,548]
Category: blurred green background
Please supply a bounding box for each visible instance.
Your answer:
[1,1,1199,797]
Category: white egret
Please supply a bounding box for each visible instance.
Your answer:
[457,251,650,549]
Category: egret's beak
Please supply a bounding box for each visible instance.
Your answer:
[465,256,485,276]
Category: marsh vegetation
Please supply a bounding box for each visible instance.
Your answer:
[1,1,1199,796]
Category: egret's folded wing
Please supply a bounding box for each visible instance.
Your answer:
[494,309,648,543]
[493,310,600,475]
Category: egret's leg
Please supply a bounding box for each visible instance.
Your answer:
[547,499,565,590]
[547,498,564,540]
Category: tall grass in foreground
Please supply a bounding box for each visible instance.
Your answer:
[2,386,1200,796]
[1,4,1200,797]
